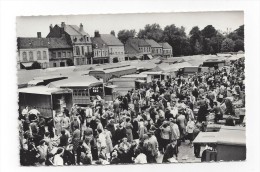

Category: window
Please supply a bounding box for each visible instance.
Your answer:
[67,52,71,58]
[87,46,90,53]
[81,46,84,55]
[29,51,33,61]
[76,46,80,55]
[37,51,41,60]
[62,52,66,58]
[52,52,56,59]
[43,51,47,59]
[58,52,61,58]
[86,37,89,42]
[22,52,27,61]
[53,63,56,67]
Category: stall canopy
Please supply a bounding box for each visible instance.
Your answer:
[18,86,72,95]
[21,62,33,68]
[47,75,102,88]
[28,75,68,86]
[147,54,153,59]
[152,62,193,72]
[28,79,44,86]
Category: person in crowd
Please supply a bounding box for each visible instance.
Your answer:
[63,144,76,165]
[53,148,64,166]
[72,125,81,153]
[37,140,48,165]
[110,151,120,164]
[59,130,68,147]
[186,117,195,147]
[162,139,178,163]
[134,148,147,164]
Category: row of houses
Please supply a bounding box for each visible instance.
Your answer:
[17,22,172,69]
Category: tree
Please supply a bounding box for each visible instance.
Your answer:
[221,38,235,52]
[194,40,202,54]
[117,29,136,44]
[234,39,244,52]
[201,25,217,39]
[66,58,74,66]
[202,38,212,55]
[210,32,225,54]
[30,61,41,69]
[110,30,115,36]
[189,26,202,54]
[137,23,163,42]
[162,24,188,56]
[235,25,244,40]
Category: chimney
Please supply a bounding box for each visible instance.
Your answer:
[61,22,65,28]
[49,24,53,31]
[94,30,100,37]
[79,23,83,31]
[60,22,65,35]
[37,32,41,38]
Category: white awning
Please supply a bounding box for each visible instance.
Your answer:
[21,62,33,68]
[147,55,153,59]
[28,79,44,85]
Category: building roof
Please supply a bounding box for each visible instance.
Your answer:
[18,86,71,95]
[126,38,151,47]
[124,42,141,54]
[17,37,72,49]
[145,39,162,48]
[159,42,172,49]
[99,34,124,46]
[92,37,108,49]
[48,75,102,88]
[58,24,89,36]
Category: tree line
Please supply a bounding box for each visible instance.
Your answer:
[115,24,244,57]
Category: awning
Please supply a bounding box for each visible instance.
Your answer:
[135,80,146,83]
[21,62,33,68]
[105,85,118,88]
[28,79,44,85]
[147,55,153,59]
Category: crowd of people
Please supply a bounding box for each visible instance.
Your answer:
[18,58,245,166]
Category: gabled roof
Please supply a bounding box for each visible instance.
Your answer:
[99,34,123,46]
[159,42,172,49]
[17,37,49,49]
[17,37,72,49]
[58,24,89,36]
[145,39,162,48]
[126,38,151,47]
[124,42,141,54]
[92,37,108,49]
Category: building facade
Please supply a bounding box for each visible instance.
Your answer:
[47,22,93,65]
[17,36,50,69]
[145,39,163,57]
[92,31,125,63]
[159,42,173,58]
[125,38,152,60]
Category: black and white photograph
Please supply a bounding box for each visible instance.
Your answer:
[16,11,246,166]
[0,1,260,172]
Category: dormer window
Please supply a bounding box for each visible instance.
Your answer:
[80,37,83,42]
[74,37,77,42]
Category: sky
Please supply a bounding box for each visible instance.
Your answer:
[16,11,244,38]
